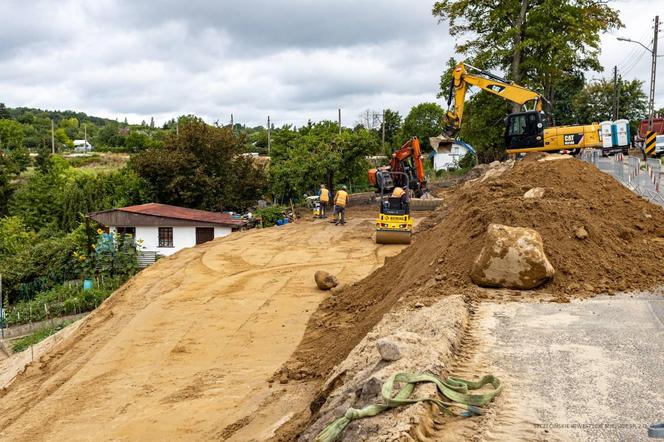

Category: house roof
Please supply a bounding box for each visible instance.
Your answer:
[90,203,246,227]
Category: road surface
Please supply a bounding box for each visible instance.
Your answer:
[440,294,664,441]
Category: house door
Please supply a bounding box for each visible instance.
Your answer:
[195,227,215,244]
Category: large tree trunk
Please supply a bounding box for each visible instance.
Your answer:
[510,0,529,113]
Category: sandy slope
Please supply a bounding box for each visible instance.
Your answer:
[0,215,404,441]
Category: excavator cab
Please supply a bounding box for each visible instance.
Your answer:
[505,111,547,151]
[375,172,413,245]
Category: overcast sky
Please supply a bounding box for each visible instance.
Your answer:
[0,0,661,127]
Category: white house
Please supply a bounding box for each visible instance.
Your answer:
[88,203,247,264]
[429,136,476,171]
[73,139,93,152]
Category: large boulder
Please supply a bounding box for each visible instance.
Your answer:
[471,224,555,289]
[314,270,338,290]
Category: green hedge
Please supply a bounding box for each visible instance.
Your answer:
[11,320,73,353]
[3,277,121,327]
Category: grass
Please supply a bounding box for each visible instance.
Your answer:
[11,320,73,353]
[62,152,130,173]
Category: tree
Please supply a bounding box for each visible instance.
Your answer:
[573,78,648,123]
[268,122,380,200]
[125,130,151,151]
[0,119,24,150]
[401,103,445,150]
[54,127,73,149]
[0,103,9,119]
[382,109,402,150]
[433,0,622,116]
[150,117,155,129]
[131,118,266,212]
[35,146,52,174]
[96,122,125,147]
[357,110,383,131]
[458,93,511,163]
[0,155,16,216]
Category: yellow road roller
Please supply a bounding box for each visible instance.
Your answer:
[375,171,413,244]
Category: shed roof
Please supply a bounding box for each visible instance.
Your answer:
[89,203,246,227]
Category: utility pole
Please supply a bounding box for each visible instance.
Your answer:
[617,75,621,119]
[267,116,271,156]
[648,15,659,130]
[617,15,660,130]
[51,119,55,154]
[84,123,87,149]
[338,109,342,134]
[381,109,386,146]
[612,66,618,120]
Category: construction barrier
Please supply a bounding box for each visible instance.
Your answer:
[647,158,661,192]
[645,131,657,157]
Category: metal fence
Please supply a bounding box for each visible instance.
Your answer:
[583,149,664,206]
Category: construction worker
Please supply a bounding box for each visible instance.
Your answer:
[318,184,330,218]
[391,186,405,198]
[334,185,349,225]
[391,186,409,212]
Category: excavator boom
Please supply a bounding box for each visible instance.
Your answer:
[446,62,542,135]
[444,62,600,154]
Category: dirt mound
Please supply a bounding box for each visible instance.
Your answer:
[284,156,664,383]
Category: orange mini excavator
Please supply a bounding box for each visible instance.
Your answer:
[368,136,427,198]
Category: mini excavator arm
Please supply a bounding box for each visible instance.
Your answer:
[390,137,425,186]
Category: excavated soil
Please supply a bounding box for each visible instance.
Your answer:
[284,156,664,388]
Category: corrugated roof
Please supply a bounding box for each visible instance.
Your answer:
[115,203,246,226]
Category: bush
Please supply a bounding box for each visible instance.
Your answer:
[3,277,122,327]
[255,205,287,227]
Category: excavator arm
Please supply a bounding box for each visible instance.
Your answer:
[391,137,425,186]
[445,62,543,135]
[368,136,427,197]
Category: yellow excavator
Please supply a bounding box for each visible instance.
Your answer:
[444,62,601,154]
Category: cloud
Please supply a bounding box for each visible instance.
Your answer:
[0,0,660,128]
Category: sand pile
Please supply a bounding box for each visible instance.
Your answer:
[285,156,664,382]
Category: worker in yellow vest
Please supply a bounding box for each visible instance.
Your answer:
[334,185,349,225]
[318,184,330,218]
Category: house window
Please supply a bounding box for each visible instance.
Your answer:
[158,227,173,247]
[116,227,136,238]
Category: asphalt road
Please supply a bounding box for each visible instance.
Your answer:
[477,294,664,441]
[591,154,664,207]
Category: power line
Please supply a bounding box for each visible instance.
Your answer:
[621,46,649,76]
[616,29,652,71]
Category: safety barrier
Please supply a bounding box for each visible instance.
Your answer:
[647,158,661,192]
[583,150,664,206]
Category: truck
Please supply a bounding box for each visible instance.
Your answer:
[635,117,664,151]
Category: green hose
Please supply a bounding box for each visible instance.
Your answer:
[315,371,502,442]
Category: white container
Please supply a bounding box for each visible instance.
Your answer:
[613,119,630,147]
[600,121,613,149]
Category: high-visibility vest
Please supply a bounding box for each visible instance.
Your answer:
[320,188,330,202]
[335,190,348,207]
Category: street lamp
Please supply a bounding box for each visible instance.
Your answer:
[616,36,663,56]
[616,17,660,132]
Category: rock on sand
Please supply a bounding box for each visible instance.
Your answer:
[314,271,338,290]
[471,223,555,290]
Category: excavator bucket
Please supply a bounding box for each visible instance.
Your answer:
[375,229,412,245]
